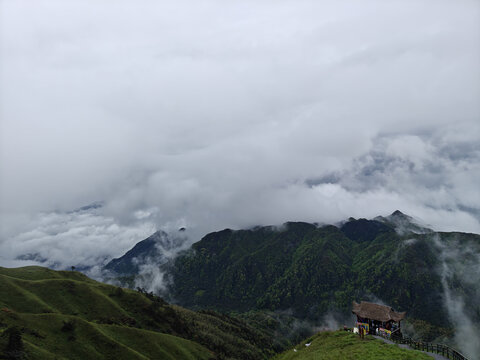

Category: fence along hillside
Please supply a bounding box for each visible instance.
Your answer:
[389,333,469,360]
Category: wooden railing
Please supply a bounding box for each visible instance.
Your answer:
[387,334,469,360]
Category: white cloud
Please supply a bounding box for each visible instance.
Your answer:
[0,0,479,264]
[0,207,156,269]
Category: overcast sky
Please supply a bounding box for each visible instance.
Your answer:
[1,0,479,268]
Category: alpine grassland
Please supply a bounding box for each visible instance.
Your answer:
[0,266,274,359]
[272,331,433,360]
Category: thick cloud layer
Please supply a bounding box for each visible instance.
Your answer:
[0,205,157,269]
[1,0,479,267]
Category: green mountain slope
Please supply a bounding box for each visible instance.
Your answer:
[1,312,210,360]
[273,331,432,360]
[0,266,275,359]
[165,215,480,340]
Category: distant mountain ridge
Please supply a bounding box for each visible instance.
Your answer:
[106,210,420,277]
[104,230,182,275]
[375,210,434,234]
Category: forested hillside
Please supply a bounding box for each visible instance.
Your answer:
[165,213,479,341]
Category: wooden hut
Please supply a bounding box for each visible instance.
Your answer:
[352,301,406,338]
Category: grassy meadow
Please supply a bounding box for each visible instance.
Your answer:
[273,331,434,360]
[0,266,273,359]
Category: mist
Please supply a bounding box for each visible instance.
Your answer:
[433,235,480,360]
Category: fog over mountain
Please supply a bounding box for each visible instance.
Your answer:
[0,0,479,268]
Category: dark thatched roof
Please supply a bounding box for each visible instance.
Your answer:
[352,301,406,322]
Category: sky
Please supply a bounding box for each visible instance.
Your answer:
[0,0,479,269]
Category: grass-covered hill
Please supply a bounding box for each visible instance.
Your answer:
[0,266,276,360]
[273,331,433,360]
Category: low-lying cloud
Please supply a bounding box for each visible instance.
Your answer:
[0,206,156,269]
[434,235,480,360]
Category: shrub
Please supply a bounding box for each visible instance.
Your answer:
[61,320,76,332]
[3,326,24,359]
